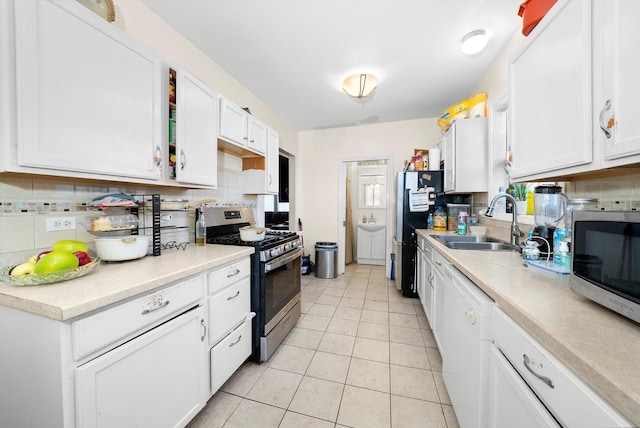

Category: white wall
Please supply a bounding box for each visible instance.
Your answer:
[298,118,441,260]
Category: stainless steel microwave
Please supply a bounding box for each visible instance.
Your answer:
[571,210,640,324]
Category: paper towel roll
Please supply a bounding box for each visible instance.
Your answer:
[429,148,441,170]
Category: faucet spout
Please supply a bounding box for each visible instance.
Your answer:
[485,192,525,246]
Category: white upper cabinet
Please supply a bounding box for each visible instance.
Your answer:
[12,0,163,181]
[509,0,592,179]
[247,116,268,155]
[266,128,279,193]
[443,118,488,194]
[174,67,218,187]
[219,97,267,156]
[593,0,640,162]
[219,98,248,148]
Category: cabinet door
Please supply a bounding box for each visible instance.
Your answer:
[509,0,592,179]
[356,228,372,259]
[595,0,640,161]
[488,346,560,428]
[14,0,162,180]
[266,128,280,193]
[175,67,218,186]
[76,306,207,428]
[247,116,267,154]
[443,126,455,193]
[219,97,247,147]
[370,228,386,260]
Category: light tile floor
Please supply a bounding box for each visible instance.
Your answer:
[188,264,460,428]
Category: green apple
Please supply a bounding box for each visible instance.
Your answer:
[52,240,88,254]
[34,251,79,275]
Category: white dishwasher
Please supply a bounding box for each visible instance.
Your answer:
[440,264,493,428]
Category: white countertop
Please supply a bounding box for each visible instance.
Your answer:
[418,230,640,426]
[0,244,254,321]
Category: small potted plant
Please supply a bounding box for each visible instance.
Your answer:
[508,183,528,214]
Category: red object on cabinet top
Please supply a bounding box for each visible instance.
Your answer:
[518,0,558,36]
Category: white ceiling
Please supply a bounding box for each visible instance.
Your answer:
[141,0,522,131]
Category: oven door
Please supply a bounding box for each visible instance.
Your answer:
[263,247,303,334]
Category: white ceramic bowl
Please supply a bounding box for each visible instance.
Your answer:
[94,235,150,261]
[469,226,487,236]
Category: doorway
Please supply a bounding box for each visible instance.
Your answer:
[337,155,394,276]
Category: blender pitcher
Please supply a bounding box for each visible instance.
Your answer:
[534,185,566,227]
[532,185,566,257]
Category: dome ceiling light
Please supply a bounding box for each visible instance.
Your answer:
[342,73,378,103]
[461,29,488,56]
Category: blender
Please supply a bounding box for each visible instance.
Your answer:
[531,185,566,257]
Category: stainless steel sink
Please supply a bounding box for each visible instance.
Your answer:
[430,235,519,252]
[443,241,519,251]
[431,235,503,244]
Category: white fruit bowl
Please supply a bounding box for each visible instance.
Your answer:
[95,235,150,261]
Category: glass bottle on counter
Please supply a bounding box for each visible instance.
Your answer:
[433,206,447,232]
[195,207,206,246]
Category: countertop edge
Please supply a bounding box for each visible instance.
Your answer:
[419,230,639,426]
[0,245,255,321]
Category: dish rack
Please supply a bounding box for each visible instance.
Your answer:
[131,194,161,256]
[83,194,162,256]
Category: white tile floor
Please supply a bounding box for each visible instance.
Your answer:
[188,264,460,428]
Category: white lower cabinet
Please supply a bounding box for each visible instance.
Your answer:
[207,257,253,396]
[75,306,207,428]
[356,226,386,265]
[488,345,560,427]
[491,306,631,428]
[210,314,254,394]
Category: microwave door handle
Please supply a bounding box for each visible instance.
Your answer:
[265,247,304,273]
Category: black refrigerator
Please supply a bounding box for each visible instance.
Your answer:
[393,170,447,298]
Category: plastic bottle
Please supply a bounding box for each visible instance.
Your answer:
[457,213,467,235]
[427,213,434,230]
[433,206,447,231]
[555,240,570,268]
[526,191,535,215]
[495,187,506,213]
[195,207,206,246]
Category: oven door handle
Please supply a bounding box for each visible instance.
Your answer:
[265,247,304,273]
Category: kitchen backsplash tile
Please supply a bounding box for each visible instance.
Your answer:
[0,176,33,197]
[0,151,255,254]
[0,216,35,253]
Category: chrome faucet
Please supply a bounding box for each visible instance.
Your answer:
[369,213,375,223]
[485,192,524,246]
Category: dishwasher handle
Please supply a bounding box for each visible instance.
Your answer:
[523,354,555,389]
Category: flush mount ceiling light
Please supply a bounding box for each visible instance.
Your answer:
[461,30,488,56]
[342,73,378,103]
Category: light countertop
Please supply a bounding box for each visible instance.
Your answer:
[418,230,640,426]
[0,244,254,321]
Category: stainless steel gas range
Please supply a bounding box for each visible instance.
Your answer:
[201,207,302,362]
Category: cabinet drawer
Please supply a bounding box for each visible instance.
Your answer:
[208,278,251,345]
[492,307,629,427]
[210,313,254,394]
[72,275,205,360]
[208,258,251,294]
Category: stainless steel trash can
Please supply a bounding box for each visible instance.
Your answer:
[315,242,338,279]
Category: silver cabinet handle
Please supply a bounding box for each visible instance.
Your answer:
[226,290,240,301]
[435,260,442,266]
[523,354,554,389]
[268,174,272,186]
[229,335,242,347]
[200,319,207,342]
[227,269,240,278]
[599,99,612,139]
[141,300,170,315]
[180,149,186,169]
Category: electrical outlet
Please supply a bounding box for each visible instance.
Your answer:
[46,216,76,232]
